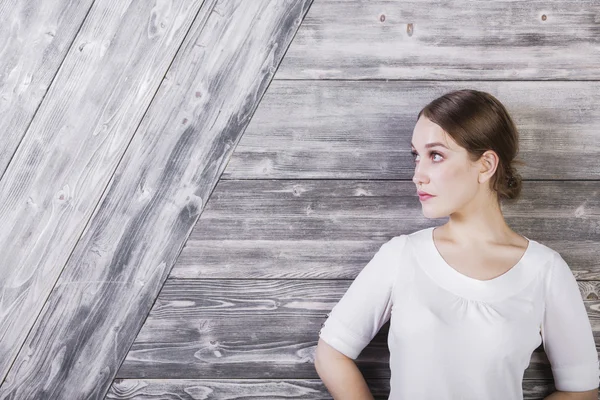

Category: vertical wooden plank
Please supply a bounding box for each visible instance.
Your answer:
[0,0,95,177]
[0,0,210,388]
[0,0,313,398]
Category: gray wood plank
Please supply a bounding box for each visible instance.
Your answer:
[170,180,600,280]
[107,378,385,400]
[0,0,313,398]
[0,0,207,385]
[0,0,94,178]
[116,279,598,384]
[106,378,558,399]
[273,0,600,80]
[221,80,600,180]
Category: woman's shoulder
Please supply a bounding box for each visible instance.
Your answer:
[388,226,432,241]
[394,226,433,248]
[379,227,432,263]
[524,236,563,267]
[383,227,430,249]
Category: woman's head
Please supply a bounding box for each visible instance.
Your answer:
[411,89,524,218]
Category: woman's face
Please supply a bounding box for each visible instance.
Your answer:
[411,116,490,219]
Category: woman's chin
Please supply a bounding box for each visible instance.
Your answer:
[421,205,449,219]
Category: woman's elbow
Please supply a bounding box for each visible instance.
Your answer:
[315,337,354,375]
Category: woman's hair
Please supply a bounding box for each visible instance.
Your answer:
[417,89,525,203]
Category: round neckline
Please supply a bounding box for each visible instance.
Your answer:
[410,226,540,302]
[429,226,534,285]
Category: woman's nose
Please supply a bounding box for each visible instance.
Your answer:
[412,164,428,185]
[413,171,427,186]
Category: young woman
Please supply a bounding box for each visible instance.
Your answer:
[314,89,599,400]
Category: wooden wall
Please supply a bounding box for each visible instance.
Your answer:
[112,1,600,399]
[0,0,598,399]
[0,0,312,398]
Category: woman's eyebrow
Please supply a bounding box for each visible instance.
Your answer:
[410,142,450,150]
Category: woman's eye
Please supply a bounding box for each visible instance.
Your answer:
[411,151,442,162]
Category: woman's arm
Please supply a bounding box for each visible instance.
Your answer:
[544,388,598,399]
[314,338,375,400]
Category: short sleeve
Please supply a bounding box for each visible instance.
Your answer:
[541,251,600,391]
[318,235,406,360]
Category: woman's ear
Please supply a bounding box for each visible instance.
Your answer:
[477,150,499,184]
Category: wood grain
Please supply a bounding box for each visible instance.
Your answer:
[0,0,206,385]
[0,0,94,178]
[0,0,312,397]
[107,378,388,399]
[107,378,559,399]
[273,0,600,80]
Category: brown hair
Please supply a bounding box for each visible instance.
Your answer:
[417,89,525,203]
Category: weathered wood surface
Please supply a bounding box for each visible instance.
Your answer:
[0,0,312,398]
[107,378,559,399]
[107,378,389,399]
[114,0,599,397]
[169,180,600,280]
[273,0,600,80]
[0,0,95,178]
[0,0,206,386]
[221,80,600,180]
[116,278,598,382]
[2,0,597,398]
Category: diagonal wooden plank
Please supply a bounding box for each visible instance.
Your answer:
[0,0,213,388]
[0,0,313,397]
[0,0,95,178]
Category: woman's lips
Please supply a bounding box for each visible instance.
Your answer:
[418,194,435,201]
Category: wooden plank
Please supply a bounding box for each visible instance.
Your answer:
[0,0,208,386]
[106,378,558,399]
[170,180,600,280]
[116,279,599,381]
[273,0,600,80]
[221,80,600,180]
[107,378,389,400]
[0,0,94,177]
[0,0,313,398]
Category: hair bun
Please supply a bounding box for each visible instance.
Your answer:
[507,175,517,188]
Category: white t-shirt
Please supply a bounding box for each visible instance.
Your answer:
[319,226,600,399]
